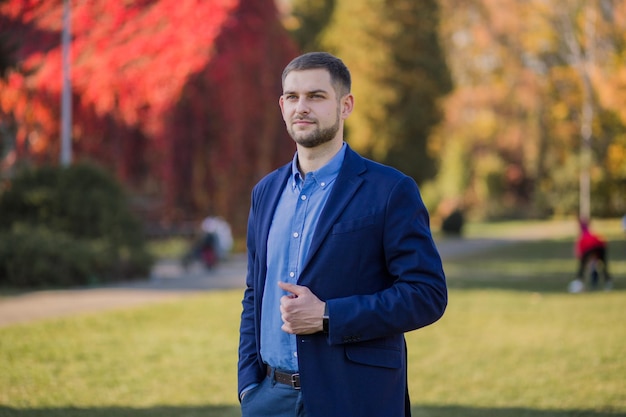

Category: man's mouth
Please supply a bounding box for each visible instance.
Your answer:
[293,119,315,127]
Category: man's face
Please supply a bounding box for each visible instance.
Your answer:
[279,69,343,148]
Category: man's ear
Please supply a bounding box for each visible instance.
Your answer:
[340,94,354,120]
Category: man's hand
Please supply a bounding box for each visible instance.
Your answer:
[278,281,325,335]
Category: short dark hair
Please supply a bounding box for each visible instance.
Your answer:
[282,52,351,97]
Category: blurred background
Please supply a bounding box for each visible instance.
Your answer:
[1,0,625,285]
[1,3,625,415]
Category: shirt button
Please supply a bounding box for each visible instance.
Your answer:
[301,195,307,200]
[320,182,326,187]
[293,352,298,358]
[289,272,295,278]
[293,232,299,238]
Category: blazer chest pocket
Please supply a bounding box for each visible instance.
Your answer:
[331,214,376,235]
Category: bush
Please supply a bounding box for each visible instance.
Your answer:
[0,163,153,288]
[0,226,95,287]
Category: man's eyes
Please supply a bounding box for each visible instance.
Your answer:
[284,94,325,100]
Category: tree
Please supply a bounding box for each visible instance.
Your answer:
[433,0,626,220]
[286,0,452,183]
[283,0,335,52]
[0,0,299,237]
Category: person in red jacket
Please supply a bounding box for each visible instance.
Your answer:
[574,219,612,291]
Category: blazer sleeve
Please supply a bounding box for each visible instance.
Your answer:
[326,176,447,345]
[237,191,264,396]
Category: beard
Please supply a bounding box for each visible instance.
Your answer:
[287,112,341,149]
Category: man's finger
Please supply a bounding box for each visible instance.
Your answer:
[278,281,307,296]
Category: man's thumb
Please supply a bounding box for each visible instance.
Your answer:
[278,281,302,296]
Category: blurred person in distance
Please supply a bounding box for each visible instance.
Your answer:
[570,218,612,292]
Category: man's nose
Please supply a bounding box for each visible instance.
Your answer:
[295,98,310,114]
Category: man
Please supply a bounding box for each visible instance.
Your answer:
[238,52,447,417]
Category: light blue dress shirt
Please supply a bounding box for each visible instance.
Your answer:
[260,143,346,372]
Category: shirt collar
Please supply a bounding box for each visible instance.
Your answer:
[291,142,347,190]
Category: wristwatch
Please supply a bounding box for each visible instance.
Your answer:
[322,302,329,334]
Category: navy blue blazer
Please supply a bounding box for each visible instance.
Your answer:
[238,145,447,417]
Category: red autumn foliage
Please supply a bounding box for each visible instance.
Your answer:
[0,0,299,236]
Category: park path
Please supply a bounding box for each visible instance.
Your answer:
[0,253,249,327]
[0,224,575,328]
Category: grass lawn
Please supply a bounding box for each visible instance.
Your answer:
[1,219,625,416]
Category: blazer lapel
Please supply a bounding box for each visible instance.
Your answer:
[301,146,366,272]
[257,164,291,268]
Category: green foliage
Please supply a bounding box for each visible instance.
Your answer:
[0,163,153,287]
[289,0,452,183]
[287,0,336,51]
[536,153,580,218]
[0,226,97,287]
[378,0,453,181]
